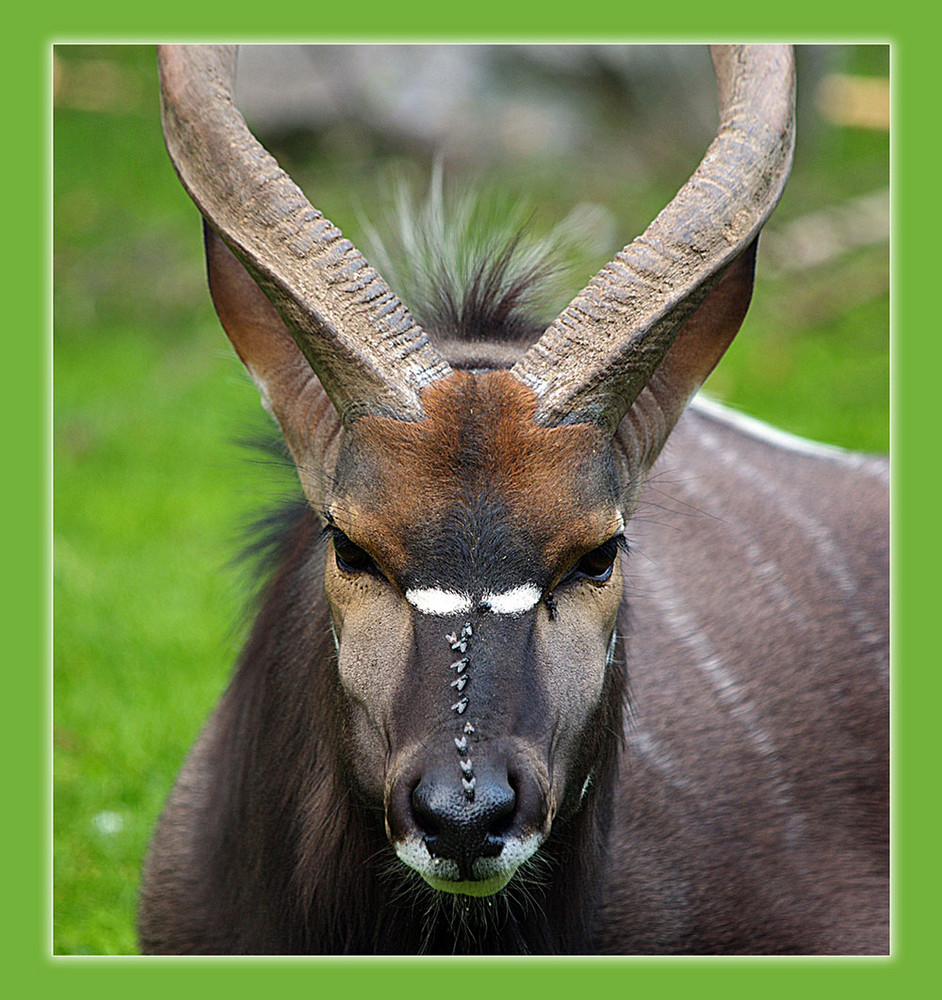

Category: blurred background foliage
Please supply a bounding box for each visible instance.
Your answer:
[53,43,889,953]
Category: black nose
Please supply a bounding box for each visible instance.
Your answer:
[412,767,516,878]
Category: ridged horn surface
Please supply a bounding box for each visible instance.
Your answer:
[158,44,453,424]
[511,45,795,433]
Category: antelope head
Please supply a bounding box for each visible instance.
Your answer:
[158,44,794,896]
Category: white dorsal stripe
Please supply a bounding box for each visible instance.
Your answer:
[483,584,541,616]
[690,394,888,481]
[689,394,846,458]
[405,588,474,617]
[405,584,542,617]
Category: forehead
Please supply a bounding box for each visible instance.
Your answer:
[332,370,619,586]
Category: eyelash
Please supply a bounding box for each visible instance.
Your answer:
[326,526,378,576]
[562,534,627,585]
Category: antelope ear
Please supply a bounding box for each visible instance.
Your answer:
[622,239,758,472]
[203,221,327,462]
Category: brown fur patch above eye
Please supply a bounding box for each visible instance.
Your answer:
[330,371,621,583]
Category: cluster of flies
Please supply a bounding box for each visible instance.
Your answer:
[447,623,476,801]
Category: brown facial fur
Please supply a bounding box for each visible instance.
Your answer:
[321,369,626,822]
[327,370,623,589]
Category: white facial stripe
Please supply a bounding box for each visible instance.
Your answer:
[482,584,541,616]
[406,588,474,617]
[405,583,542,617]
[605,629,617,667]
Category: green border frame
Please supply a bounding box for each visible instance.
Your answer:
[25,2,929,995]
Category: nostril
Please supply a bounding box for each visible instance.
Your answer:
[487,810,514,841]
[485,787,515,840]
[478,834,504,858]
[418,817,441,857]
[412,791,443,856]
[411,788,439,838]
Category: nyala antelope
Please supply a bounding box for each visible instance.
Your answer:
[140,44,889,954]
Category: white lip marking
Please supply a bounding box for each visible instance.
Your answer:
[405,588,474,616]
[395,832,545,896]
[481,584,541,616]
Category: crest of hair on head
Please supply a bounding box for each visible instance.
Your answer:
[358,159,617,346]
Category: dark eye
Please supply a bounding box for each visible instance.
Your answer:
[566,535,623,585]
[332,530,376,575]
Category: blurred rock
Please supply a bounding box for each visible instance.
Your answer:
[233,44,720,168]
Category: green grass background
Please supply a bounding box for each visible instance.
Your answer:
[53,44,888,956]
